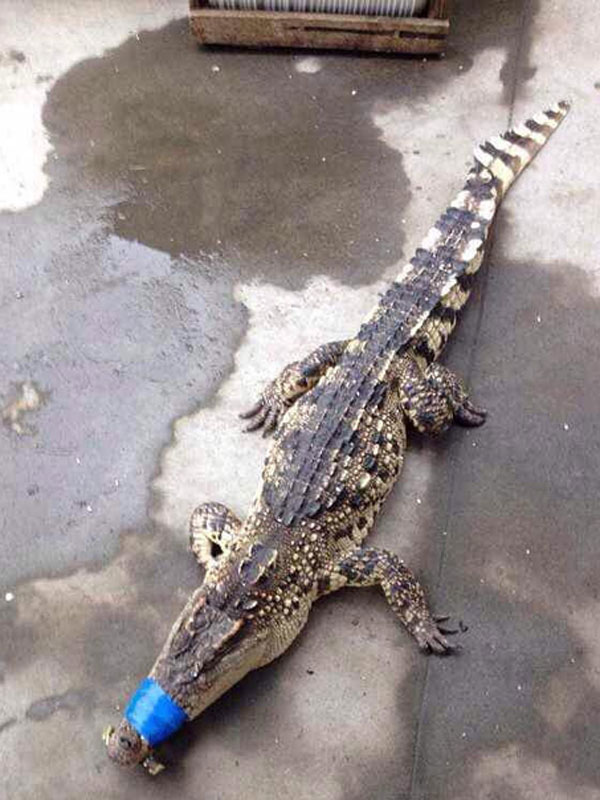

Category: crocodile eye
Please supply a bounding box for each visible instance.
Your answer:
[119,735,132,750]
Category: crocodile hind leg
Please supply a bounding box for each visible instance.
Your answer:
[240,340,348,435]
[319,547,459,655]
[189,502,242,570]
[400,360,487,436]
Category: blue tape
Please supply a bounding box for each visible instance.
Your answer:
[125,677,188,746]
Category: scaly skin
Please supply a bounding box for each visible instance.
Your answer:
[105,101,570,772]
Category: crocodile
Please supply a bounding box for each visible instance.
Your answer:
[104,101,569,774]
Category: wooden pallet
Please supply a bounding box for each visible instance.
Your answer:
[190,0,449,55]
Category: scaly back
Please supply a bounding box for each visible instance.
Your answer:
[261,102,570,526]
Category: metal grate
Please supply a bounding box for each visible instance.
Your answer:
[207,0,428,16]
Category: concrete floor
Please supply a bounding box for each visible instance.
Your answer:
[1,1,599,798]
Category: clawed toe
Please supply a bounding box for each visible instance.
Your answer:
[242,404,269,432]
[422,633,462,655]
[261,409,280,437]
[239,400,264,420]
[455,400,487,427]
[240,394,284,436]
[419,638,458,655]
[417,615,464,656]
[438,625,460,635]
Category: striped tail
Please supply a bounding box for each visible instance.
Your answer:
[409,100,570,363]
[473,100,571,199]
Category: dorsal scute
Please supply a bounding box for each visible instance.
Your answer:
[262,189,491,525]
[262,102,571,525]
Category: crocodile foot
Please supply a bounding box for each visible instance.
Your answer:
[414,615,462,655]
[240,389,287,436]
[454,399,488,427]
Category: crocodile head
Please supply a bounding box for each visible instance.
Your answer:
[105,585,270,773]
[149,588,270,718]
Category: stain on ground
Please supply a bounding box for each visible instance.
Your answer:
[0,523,199,682]
[42,22,409,287]
[497,0,540,105]
[1,381,48,435]
[6,48,26,64]
[0,718,17,736]
[409,250,600,798]
[26,688,96,721]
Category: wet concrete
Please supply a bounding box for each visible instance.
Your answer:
[410,255,600,799]
[1,0,538,585]
[1,0,599,798]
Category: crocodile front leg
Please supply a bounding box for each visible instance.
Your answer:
[189,502,242,570]
[400,360,487,436]
[240,340,348,435]
[319,547,459,655]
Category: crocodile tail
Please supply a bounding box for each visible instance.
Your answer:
[473,100,571,198]
[408,100,570,363]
